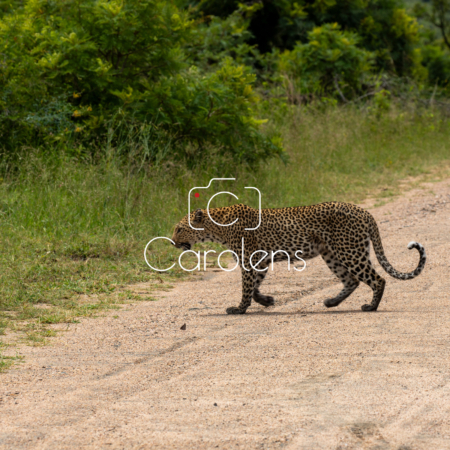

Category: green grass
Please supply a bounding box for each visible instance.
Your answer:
[0,103,449,343]
[0,342,23,372]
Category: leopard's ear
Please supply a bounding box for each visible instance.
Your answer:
[193,208,204,225]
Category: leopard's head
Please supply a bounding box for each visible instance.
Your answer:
[172,209,209,251]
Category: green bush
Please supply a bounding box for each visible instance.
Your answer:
[0,0,283,165]
[279,23,374,99]
[422,44,450,87]
[185,2,262,70]
[191,0,422,77]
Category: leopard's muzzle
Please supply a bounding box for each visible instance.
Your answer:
[173,242,191,251]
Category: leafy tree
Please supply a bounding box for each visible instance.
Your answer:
[279,23,374,99]
[414,0,450,51]
[190,0,422,77]
[421,43,450,86]
[184,3,263,70]
[317,0,422,77]
[413,0,450,86]
[0,0,283,165]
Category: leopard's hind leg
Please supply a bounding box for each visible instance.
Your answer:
[320,245,360,308]
[356,263,386,312]
[334,242,386,312]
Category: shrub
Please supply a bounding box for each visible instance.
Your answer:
[422,44,450,87]
[278,23,374,99]
[192,0,422,78]
[0,0,283,165]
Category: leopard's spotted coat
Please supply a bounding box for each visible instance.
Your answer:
[172,202,426,314]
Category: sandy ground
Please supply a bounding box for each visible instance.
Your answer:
[1,180,450,450]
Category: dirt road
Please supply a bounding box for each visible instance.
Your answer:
[1,180,450,450]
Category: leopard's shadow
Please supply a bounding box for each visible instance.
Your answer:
[203,309,409,317]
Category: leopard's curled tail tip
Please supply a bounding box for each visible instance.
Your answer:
[404,241,427,279]
[375,239,426,280]
[407,241,426,257]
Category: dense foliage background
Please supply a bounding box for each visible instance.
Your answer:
[0,0,449,167]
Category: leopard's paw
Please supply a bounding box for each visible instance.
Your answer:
[226,306,246,315]
[361,303,378,312]
[324,298,340,308]
[254,295,275,307]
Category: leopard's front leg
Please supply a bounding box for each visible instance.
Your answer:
[226,267,256,315]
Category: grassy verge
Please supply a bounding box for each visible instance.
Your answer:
[0,342,23,372]
[0,104,449,345]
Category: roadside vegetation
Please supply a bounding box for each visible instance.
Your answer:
[1,0,450,344]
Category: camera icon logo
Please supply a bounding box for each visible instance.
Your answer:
[188,178,261,231]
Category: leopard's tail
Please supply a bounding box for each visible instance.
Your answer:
[369,218,426,280]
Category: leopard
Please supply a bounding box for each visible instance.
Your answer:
[171,202,426,315]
